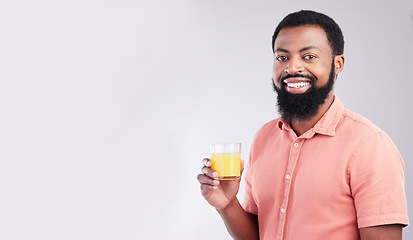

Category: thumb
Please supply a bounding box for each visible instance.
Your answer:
[240,159,246,176]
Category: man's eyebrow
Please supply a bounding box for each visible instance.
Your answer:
[274,46,319,53]
[300,46,319,52]
[274,48,289,53]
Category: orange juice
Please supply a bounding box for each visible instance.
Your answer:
[210,153,241,180]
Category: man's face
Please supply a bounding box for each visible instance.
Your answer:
[272,25,339,121]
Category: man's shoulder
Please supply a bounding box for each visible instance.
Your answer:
[249,118,283,154]
[256,118,282,134]
[339,107,383,136]
[251,118,285,144]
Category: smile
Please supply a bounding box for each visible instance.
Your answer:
[286,82,310,88]
[282,78,312,94]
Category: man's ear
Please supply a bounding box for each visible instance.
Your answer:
[334,55,345,75]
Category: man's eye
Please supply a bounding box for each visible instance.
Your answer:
[303,55,316,60]
[276,56,288,62]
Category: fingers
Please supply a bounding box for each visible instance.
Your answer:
[202,158,212,167]
[201,158,218,179]
[198,158,219,191]
[197,173,219,191]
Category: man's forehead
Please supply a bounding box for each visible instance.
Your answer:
[274,25,330,51]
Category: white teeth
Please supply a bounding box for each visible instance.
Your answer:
[286,82,310,88]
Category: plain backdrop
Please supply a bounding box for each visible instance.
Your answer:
[0,0,412,239]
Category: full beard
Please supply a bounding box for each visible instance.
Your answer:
[272,61,336,122]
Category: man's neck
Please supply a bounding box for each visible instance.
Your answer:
[290,93,335,137]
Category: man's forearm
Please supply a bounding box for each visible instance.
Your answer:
[217,198,259,240]
[359,224,403,240]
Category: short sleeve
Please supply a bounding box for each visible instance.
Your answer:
[350,132,409,228]
[242,140,258,215]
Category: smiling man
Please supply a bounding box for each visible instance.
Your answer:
[198,10,408,240]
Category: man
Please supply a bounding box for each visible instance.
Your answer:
[197,10,408,240]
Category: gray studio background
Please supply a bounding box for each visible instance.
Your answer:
[0,0,412,239]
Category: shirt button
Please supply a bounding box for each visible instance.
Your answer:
[294,143,299,147]
[286,175,291,180]
[280,208,286,213]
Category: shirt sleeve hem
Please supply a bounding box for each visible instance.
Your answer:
[242,203,258,215]
[358,213,409,228]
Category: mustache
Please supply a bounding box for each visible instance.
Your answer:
[280,73,317,83]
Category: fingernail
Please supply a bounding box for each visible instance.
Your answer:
[213,172,219,178]
[213,180,219,185]
[212,186,218,190]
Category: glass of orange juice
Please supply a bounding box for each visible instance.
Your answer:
[210,143,241,180]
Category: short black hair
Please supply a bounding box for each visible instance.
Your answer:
[272,10,344,55]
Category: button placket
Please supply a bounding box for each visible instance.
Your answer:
[276,139,303,239]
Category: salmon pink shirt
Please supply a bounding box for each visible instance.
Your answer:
[242,96,408,240]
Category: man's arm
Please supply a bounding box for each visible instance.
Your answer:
[217,198,259,240]
[198,158,259,240]
[359,224,403,240]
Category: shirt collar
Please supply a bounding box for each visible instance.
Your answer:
[277,96,344,138]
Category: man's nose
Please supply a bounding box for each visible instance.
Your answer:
[286,57,304,74]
